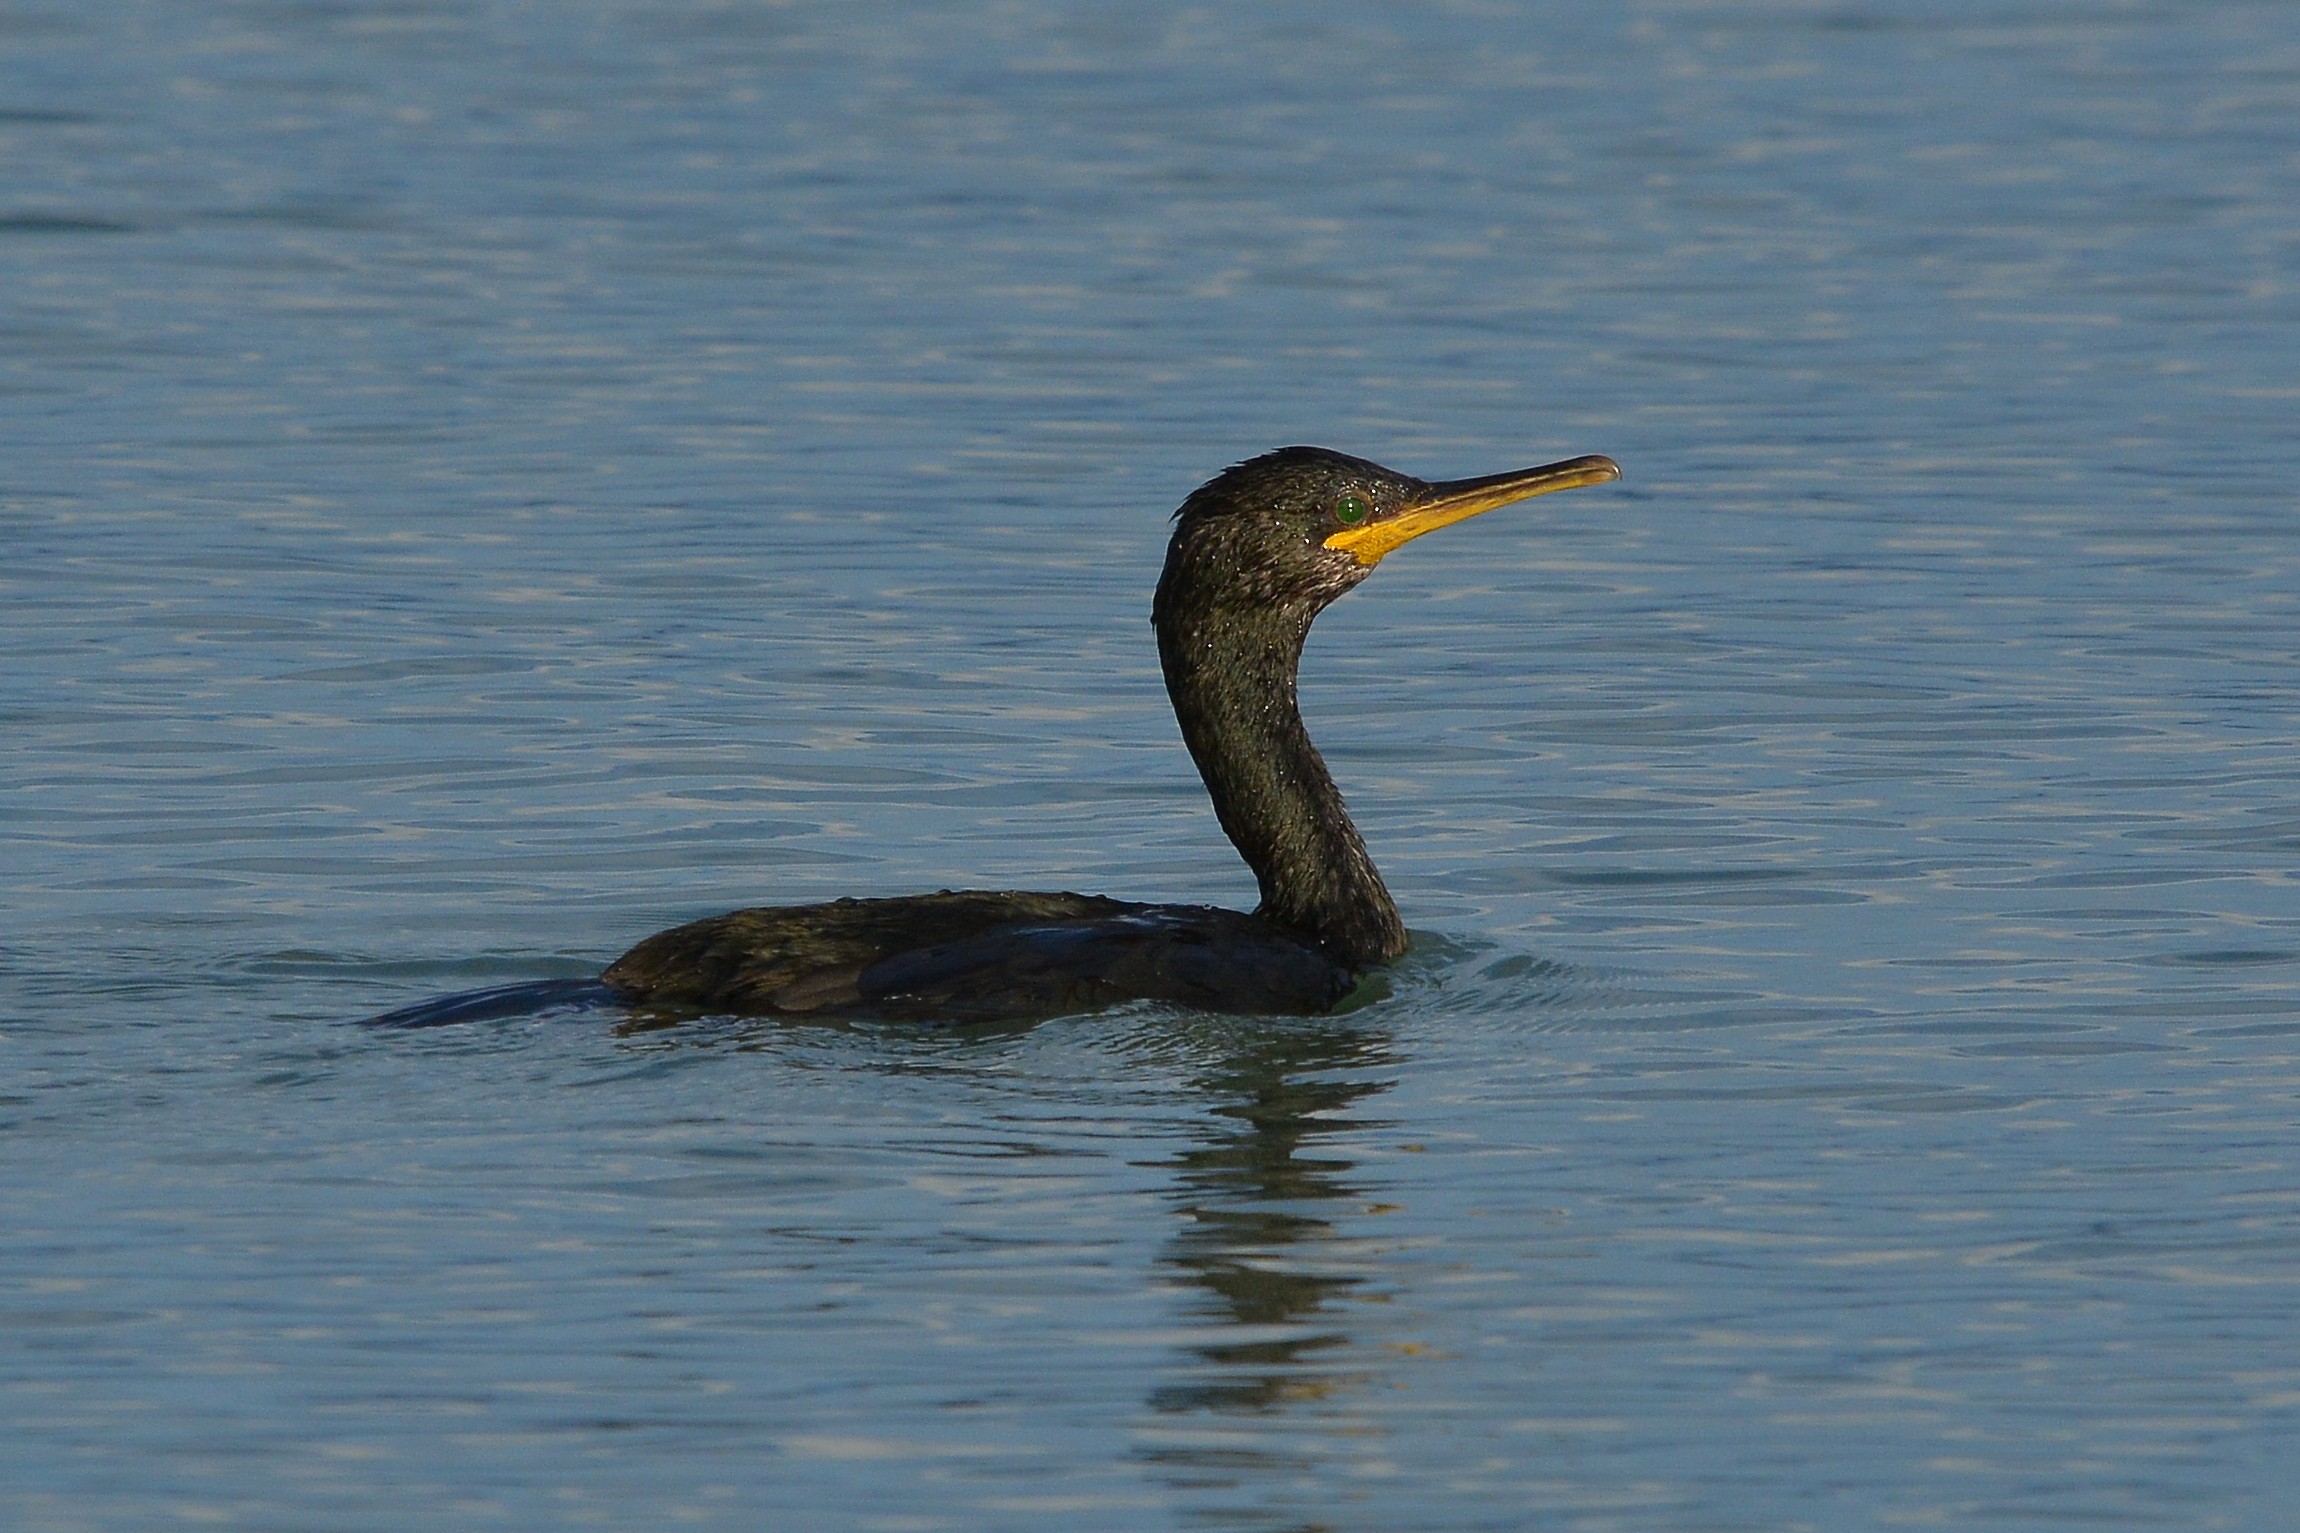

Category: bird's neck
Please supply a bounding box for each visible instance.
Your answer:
[1155,595,1407,970]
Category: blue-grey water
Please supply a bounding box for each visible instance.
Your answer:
[6,2,2298,1528]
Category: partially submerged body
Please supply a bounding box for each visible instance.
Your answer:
[601,890,1355,1023]
[365,890,1354,1029]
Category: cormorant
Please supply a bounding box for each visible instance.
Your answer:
[369,447,1618,1028]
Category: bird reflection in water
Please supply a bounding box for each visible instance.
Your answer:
[1143,1015,1400,1458]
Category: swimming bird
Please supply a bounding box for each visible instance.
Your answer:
[369,447,1618,1028]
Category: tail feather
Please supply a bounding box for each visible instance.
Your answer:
[361,977,623,1029]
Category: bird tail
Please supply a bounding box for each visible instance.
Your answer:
[360,977,623,1029]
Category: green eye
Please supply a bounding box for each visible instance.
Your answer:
[1336,495,1369,526]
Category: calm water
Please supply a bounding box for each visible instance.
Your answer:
[6,1,2299,1528]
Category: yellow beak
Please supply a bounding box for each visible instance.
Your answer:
[1322,454,1621,568]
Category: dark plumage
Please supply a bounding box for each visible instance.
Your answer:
[602,891,1355,1023]
[369,446,1618,1029]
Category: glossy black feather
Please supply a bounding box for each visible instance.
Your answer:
[362,978,622,1029]
[597,891,1352,1022]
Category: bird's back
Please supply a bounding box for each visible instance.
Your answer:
[602,889,1355,1022]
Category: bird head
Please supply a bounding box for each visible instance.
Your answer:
[1159,446,1621,623]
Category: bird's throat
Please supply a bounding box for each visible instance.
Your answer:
[1155,597,1408,970]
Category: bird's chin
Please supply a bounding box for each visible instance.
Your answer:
[1311,546,1376,602]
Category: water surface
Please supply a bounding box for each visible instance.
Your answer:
[5,2,2298,1528]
